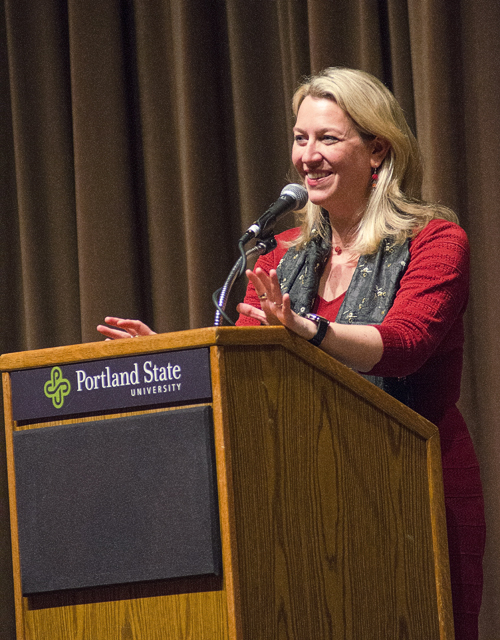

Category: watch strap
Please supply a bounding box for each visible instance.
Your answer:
[305,313,330,347]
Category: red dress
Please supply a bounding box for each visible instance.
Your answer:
[237,219,485,639]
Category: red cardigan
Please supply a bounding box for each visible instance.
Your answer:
[237,218,468,426]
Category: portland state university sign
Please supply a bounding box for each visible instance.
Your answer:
[10,348,212,421]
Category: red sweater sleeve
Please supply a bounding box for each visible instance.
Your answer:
[236,228,300,326]
[367,219,469,377]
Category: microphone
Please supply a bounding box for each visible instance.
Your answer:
[239,183,308,244]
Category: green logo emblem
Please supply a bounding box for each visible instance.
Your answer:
[44,367,71,409]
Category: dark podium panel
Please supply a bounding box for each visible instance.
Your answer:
[14,406,221,594]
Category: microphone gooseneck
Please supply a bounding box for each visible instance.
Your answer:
[213,183,308,326]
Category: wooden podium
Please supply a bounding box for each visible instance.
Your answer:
[1,326,454,639]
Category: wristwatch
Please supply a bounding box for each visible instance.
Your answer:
[305,313,330,347]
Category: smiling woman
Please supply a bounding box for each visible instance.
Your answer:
[235,67,486,640]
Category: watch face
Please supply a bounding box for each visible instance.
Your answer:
[306,313,326,326]
[306,313,320,324]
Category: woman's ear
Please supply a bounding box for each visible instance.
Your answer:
[370,137,391,167]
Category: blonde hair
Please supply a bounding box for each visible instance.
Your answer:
[291,67,458,254]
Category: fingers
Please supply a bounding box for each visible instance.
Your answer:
[96,325,132,340]
[114,319,149,336]
[245,267,314,338]
[249,268,284,307]
[97,317,156,340]
[236,303,269,325]
[245,268,287,326]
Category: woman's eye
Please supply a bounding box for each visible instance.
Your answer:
[294,135,306,144]
[322,136,339,144]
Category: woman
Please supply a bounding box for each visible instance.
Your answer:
[98,67,485,638]
[235,67,485,640]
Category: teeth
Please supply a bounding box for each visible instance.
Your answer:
[308,172,329,179]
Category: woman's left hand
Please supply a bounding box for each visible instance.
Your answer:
[237,268,316,341]
[237,267,384,371]
[97,317,157,340]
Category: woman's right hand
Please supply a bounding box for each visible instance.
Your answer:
[97,317,157,340]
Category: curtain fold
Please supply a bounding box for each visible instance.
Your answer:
[68,0,147,341]
[0,1,499,637]
[5,0,80,349]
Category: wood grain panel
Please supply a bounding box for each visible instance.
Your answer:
[427,433,455,637]
[2,373,25,639]
[219,344,443,639]
[22,587,227,640]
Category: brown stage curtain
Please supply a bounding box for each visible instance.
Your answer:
[0,1,499,637]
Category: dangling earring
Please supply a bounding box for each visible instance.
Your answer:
[371,165,379,189]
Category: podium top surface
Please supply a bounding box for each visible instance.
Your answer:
[0,326,437,440]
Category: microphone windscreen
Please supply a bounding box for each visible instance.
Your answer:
[280,183,308,210]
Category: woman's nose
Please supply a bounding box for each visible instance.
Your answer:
[301,141,322,164]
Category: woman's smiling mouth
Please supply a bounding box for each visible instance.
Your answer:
[306,171,332,184]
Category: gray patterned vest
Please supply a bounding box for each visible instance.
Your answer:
[276,229,413,408]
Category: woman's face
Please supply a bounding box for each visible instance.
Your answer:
[292,96,376,218]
